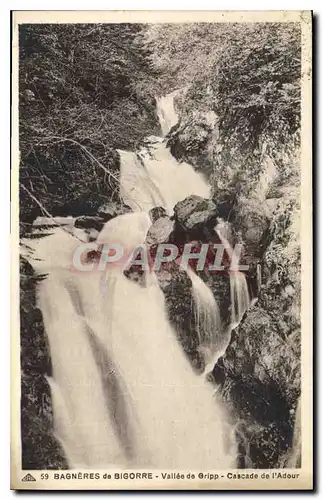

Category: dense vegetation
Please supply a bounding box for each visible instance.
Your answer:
[19,24,159,225]
[19,22,300,224]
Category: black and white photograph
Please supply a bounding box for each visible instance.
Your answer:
[11,10,312,490]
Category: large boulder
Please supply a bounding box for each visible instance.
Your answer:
[149,206,167,223]
[97,200,132,221]
[146,216,175,246]
[173,195,217,233]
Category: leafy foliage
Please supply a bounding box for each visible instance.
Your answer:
[19,24,159,223]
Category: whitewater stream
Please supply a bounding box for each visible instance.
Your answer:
[215,220,250,328]
[25,91,238,469]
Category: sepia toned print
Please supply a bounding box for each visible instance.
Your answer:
[11,10,312,490]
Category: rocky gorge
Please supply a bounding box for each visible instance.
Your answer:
[20,22,301,469]
[21,147,301,468]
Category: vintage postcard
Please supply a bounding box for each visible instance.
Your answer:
[11,10,313,490]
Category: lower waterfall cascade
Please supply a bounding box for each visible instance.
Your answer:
[25,90,248,469]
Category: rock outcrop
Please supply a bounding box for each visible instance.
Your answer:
[146,216,175,246]
[166,86,301,468]
[173,195,218,233]
[97,200,132,222]
[143,196,234,371]
[213,191,301,468]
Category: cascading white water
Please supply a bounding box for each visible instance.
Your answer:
[25,228,125,468]
[229,272,250,327]
[120,92,210,214]
[215,221,250,328]
[119,143,210,214]
[187,268,223,370]
[27,91,236,469]
[156,90,181,136]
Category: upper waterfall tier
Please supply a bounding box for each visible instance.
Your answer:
[156,90,181,136]
[119,142,210,214]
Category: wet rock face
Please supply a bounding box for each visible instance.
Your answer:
[202,272,231,328]
[146,216,175,246]
[230,199,271,264]
[144,211,203,370]
[213,195,301,468]
[173,195,217,233]
[162,267,205,372]
[216,305,300,408]
[213,302,300,468]
[143,195,234,371]
[167,110,219,178]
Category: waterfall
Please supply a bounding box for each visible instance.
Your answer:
[28,228,125,468]
[187,268,222,369]
[119,142,210,214]
[26,91,236,469]
[215,221,250,328]
[156,90,180,136]
[229,271,250,327]
[28,217,234,468]
[120,92,210,214]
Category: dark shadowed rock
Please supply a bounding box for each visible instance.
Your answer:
[166,110,218,179]
[173,195,217,232]
[123,268,146,288]
[160,266,205,373]
[230,198,270,264]
[212,189,237,219]
[20,257,67,469]
[74,216,105,232]
[149,206,167,223]
[97,201,132,221]
[21,371,68,469]
[201,272,231,327]
[213,302,300,468]
[146,216,175,246]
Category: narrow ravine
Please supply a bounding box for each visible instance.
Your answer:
[25,92,239,469]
